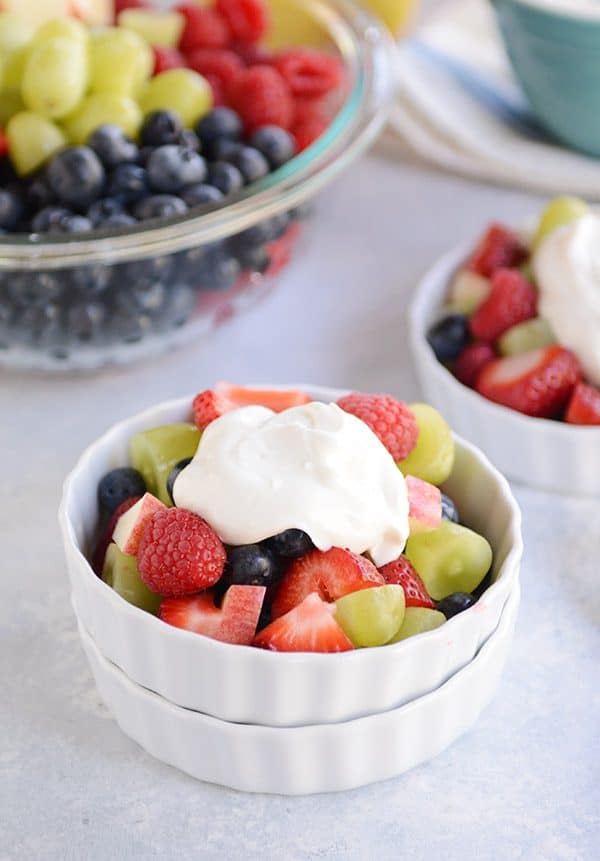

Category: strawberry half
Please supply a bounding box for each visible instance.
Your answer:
[192,389,235,430]
[378,556,435,609]
[467,224,528,278]
[469,269,537,344]
[253,592,353,653]
[565,382,600,426]
[271,547,384,620]
[476,346,581,418]
[215,382,311,411]
[453,343,496,389]
[160,585,265,645]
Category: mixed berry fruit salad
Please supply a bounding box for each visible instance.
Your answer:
[91,383,493,653]
[427,197,600,425]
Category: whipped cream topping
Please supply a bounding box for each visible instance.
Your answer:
[174,402,410,567]
[534,214,600,387]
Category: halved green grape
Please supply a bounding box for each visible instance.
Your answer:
[118,9,185,48]
[498,318,556,357]
[139,69,213,127]
[533,196,591,249]
[32,17,89,48]
[335,585,405,648]
[388,607,446,643]
[130,423,202,505]
[89,27,152,98]
[7,110,66,175]
[397,403,455,486]
[102,543,162,613]
[405,520,492,601]
[448,269,491,315]
[64,93,142,144]
[22,37,88,119]
[0,87,24,127]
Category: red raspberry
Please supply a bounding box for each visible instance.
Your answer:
[336,393,419,462]
[152,46,186,75]
[215,0,269,45]
[291,114,328,152]
[468,224,528,278]
[275,49,344,98]
[228,66,294,132]
[469,268,537,343]
[91,496,141,575]
[177,4,231,52]
[453,343,496,389]
[233,42,273,66]
[192,389,235,430]
[379,556,435,609]
[137,508,226,597]
[186,48,244,92]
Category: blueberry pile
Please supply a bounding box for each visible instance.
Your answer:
[0,109,303,361]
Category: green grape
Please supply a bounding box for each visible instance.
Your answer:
[118,9,185,48]
[7,110,66,175]
[388,608,446,643]
[405,520,492,601]
[32,17,89,48]
[533,196,590,249]
[0,13,33,56]
[1,44,30,88]
[89,27,152,98]
[448,269,491,315]
[0,87,24,127]
[334,585,405,648]
[64,93,142,144]
[21,37,88,119]
[498,318,556,357]
[102,543,162,614]
[397,403,455,486]
[139,69,213,128]
[130,423,202,505]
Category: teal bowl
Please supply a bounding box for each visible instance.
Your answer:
[491,0,600,157]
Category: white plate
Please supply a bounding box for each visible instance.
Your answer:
[78,585,520,795]
[60,385,522,727]
[410,243,600,496]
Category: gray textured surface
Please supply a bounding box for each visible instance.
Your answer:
[1,151,599,860]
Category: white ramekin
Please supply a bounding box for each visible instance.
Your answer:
[410,241,600,496]
[59,385,522,728]
[78,585,520,795]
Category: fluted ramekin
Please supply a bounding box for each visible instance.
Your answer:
[410,241,600,496]
[60,384,522,727]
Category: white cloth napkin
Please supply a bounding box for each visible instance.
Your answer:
[387,0,600,198]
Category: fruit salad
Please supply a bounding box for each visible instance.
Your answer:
[427,197,600,426]
[91,384,494,654]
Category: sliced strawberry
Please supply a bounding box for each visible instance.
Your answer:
[271,547,384,620]
[152,45,186,74]
[565,382,600,425]
[112,492,166,557]
[476,346,581,418]
[454,343,496,388]
[467,224,528,278]
[160,585,265,645]
[91,496,141,575]
[469,269,537,343]
[378,556,435,609]
[253,592,353,653]
[215,381,311,411]
[192,388,235,430]
[406,475,442,533]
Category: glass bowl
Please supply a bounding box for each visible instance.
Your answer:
[0,0,395,372]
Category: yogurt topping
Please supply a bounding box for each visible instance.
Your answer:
[174,401,410,567]
[534,214,600,387]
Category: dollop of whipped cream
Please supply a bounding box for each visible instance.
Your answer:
[534,214,600,386]
[174,401,409,567]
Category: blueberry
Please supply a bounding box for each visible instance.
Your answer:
[0,189,23,230]
[265,212,290,241]
[166,457,192,504]
[206,162,244,196]
[97,467,147,517]
[47,146,105,210]
[54,213,93,234]
[427,314,470,362]
[206,138,242,162]
[133,194,187,221]
[147,145,207,193]
[227,544,281,587]
[107,163,149,203]
[177,128,201,152]
[196,107,242,146]
[110,306,154,343]
[69,264,111,294]
[250,126,295,169]
[101,212,138,229]
[125,280,168,314]
[441,493,459,524]
[125,254,174,286]
[140,110,182,147]
[264,529,313,559]
[195,244,240,290]
[26,175,56,212]
[88,124,139,167]
[229,146,270,184]
[181,183,224,209]
[436,592,476,619]
[8,271,63,307]
[237,245,270,273]
[162,283,196,328]
[66,300,106,342]
[31,206,71,233]
[17,301,63,348]
[86,197,125,227]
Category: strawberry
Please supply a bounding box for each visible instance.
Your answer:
[271,547,383,619]
[216,0,269,45]
[253,592,353,653]
[177,4,231,52]
[192,388,235,430]
[215,381,310,411]
[476,346,581,418]
[137,508,226,596]
[469,269,537,343]
[160,585,265,645]
[454,343,496,388]
[378,556,435,609]
[467,224,528,278]
[406,475,442,533]
[152,45,186,75]
[565,382,600,426]
[112,492,166,557]
[336,392,419,461]
[91,496,141,575]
